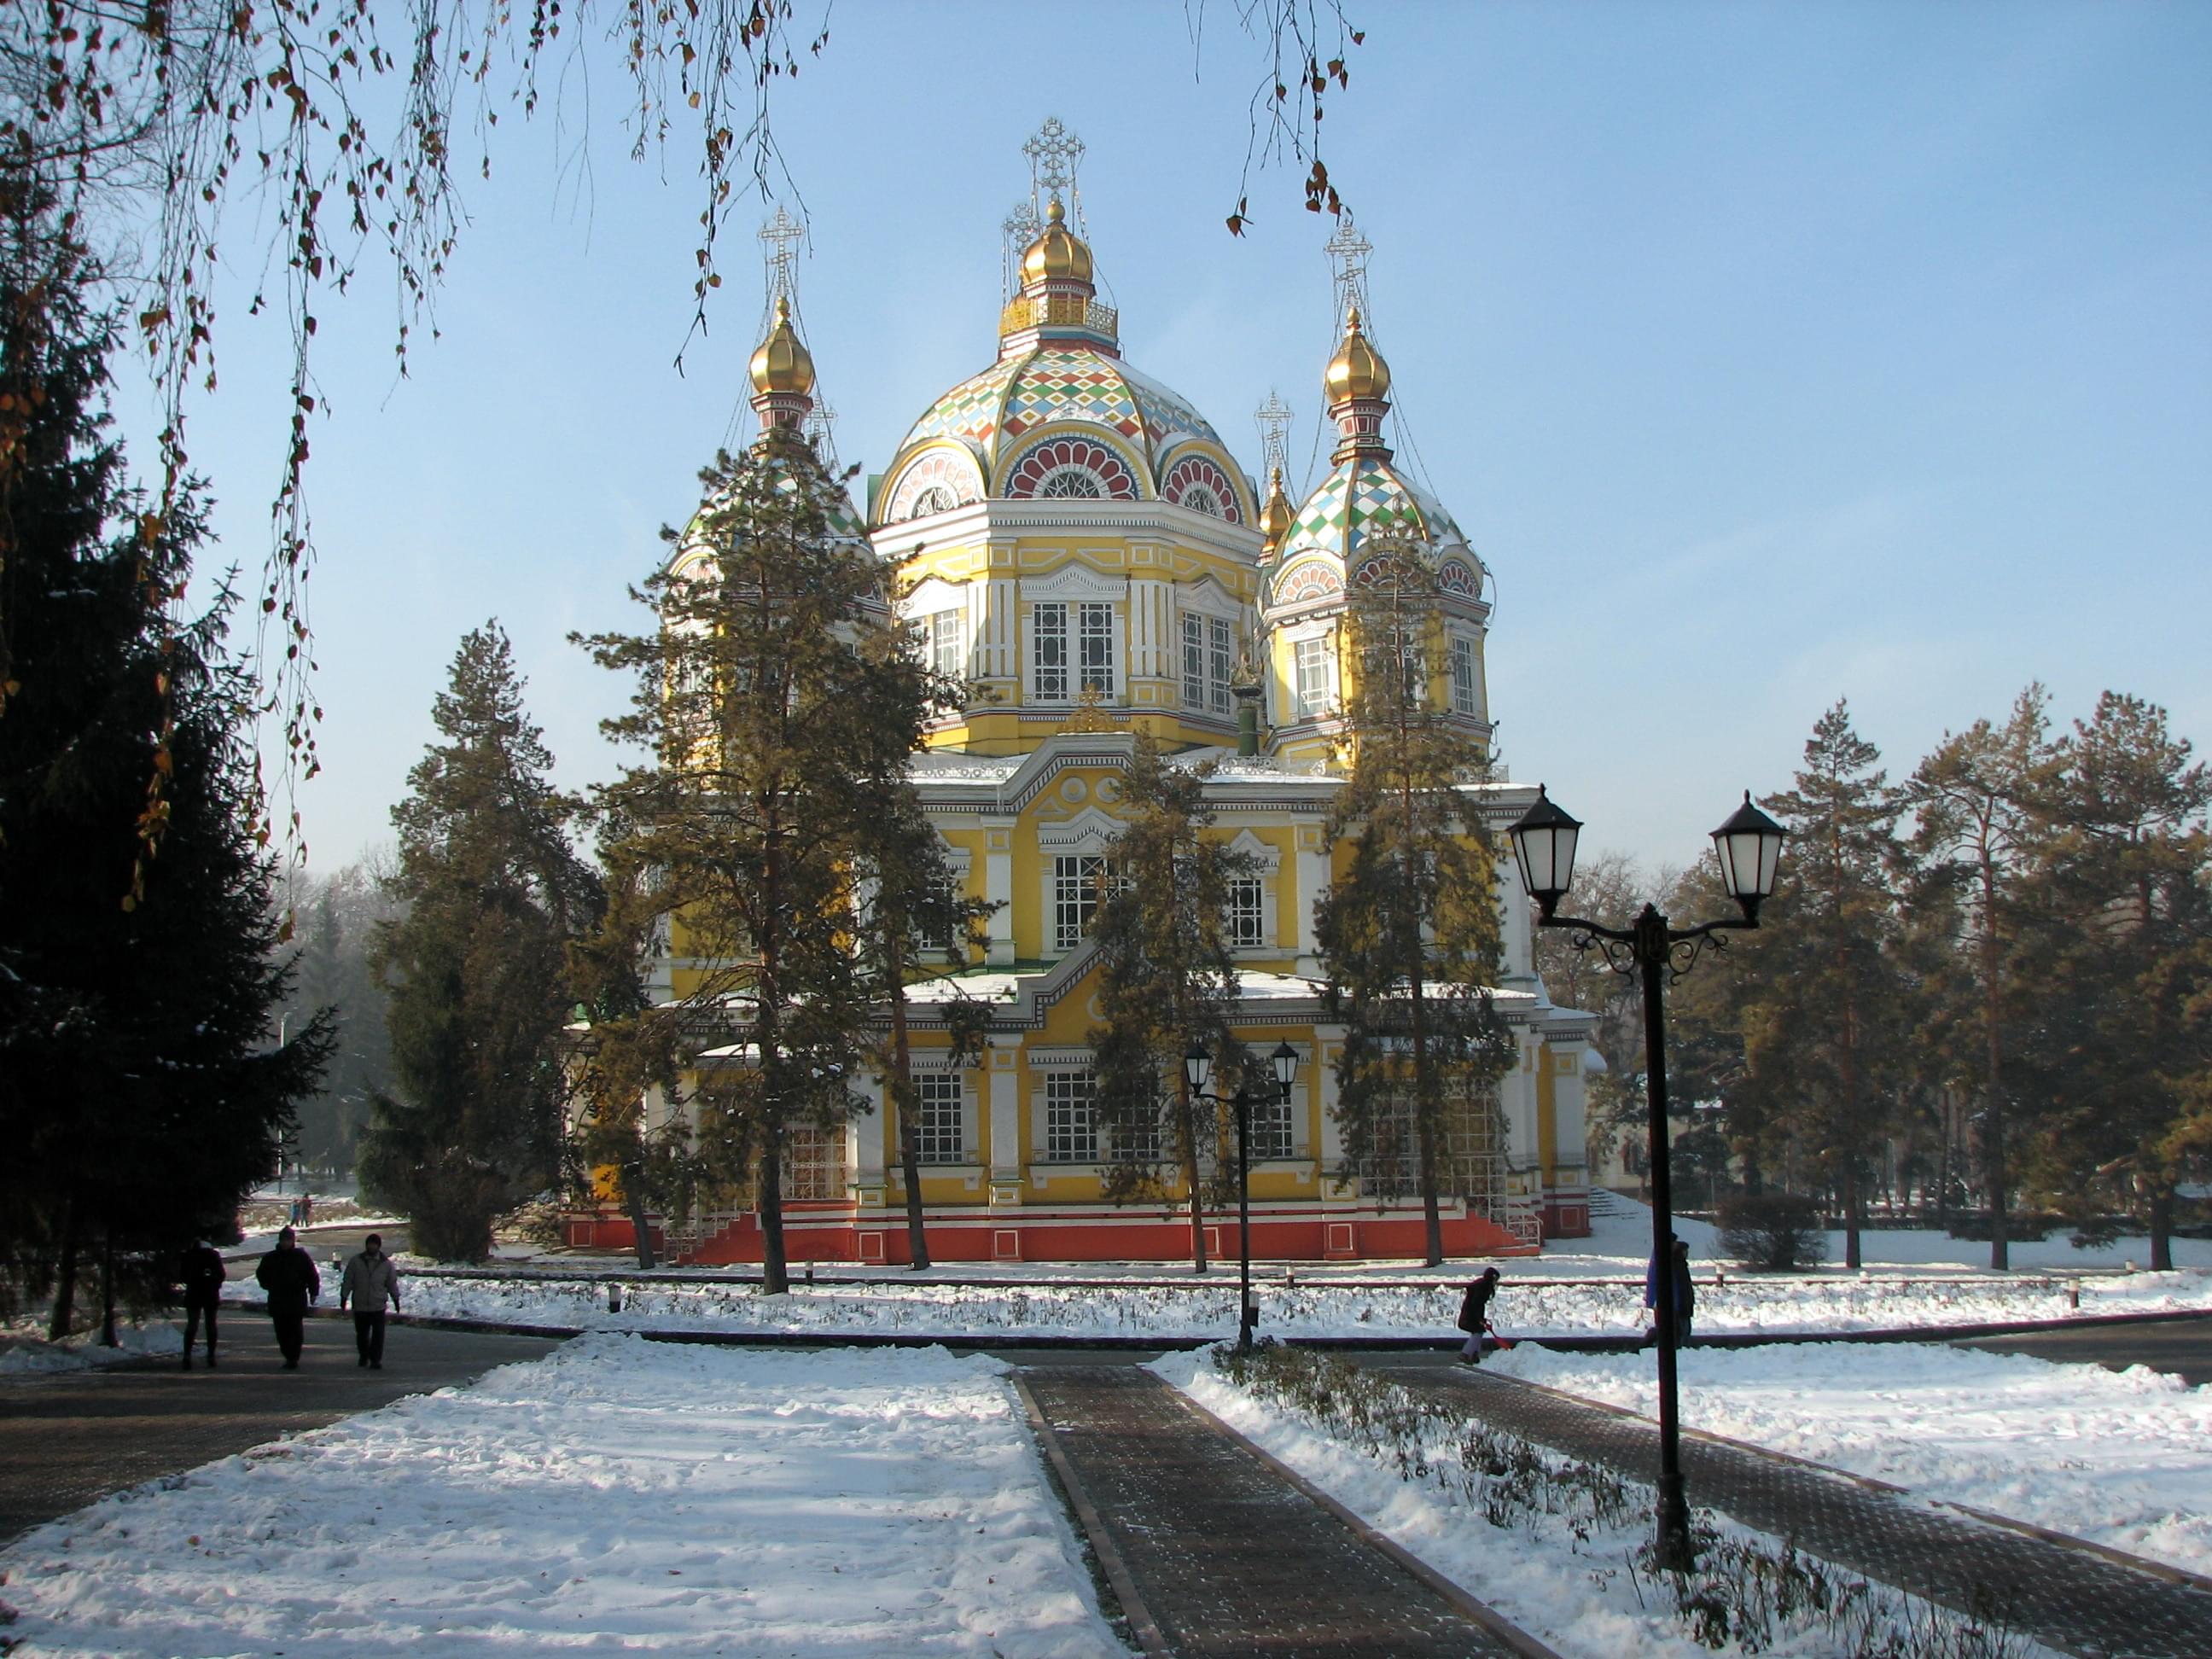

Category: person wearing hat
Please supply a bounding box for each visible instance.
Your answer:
[1456,1266,1503,1364]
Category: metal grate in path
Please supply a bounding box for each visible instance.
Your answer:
[1017,1365,1549,1658]
[1366,1357,2212,1659]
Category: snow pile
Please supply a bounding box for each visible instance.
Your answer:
[0,1336,1124,1657]
[1489,1342,2212,1581]
[320,1261,2212,1342]
[0,1319,182,1375]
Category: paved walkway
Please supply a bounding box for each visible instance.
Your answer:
[0,1316,561,1545]
[1954,1313,2212,1388]
[1363,1355,2212,1659]
[1019,1365,1551,1658]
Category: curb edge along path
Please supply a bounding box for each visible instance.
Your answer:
[1365,1359,2212,1659]
[1016,1366,1558,1659]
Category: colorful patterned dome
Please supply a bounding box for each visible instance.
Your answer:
[1263,455,1482,613]
[878,346,1253,526]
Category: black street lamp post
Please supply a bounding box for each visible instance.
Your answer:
[1508,786,1786,1570]
[1184,1039,1301,1352]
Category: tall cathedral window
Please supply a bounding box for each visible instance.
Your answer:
[1054,854,1110,951]
[1293,637,1335,718]
[1225,874,1267,948]
[1181,614,1234,715]
[1450,636,1481,716]
[1041,1071,1098,1162]
[912,1072,968,1164]
[1248,1091,1295,1161]
[925,608,966,683]
[1031,601,1116,701]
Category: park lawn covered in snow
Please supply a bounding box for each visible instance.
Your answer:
[1489,1341,2212,1581]
[0,1336,1123,1658]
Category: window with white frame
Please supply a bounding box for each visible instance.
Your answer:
[1113,1097,1163,1164]
[1293,637,1335,718]
[912,1071,967,1164]
[1032,600,1116,701]
[1054,854,1112,951]
[1450,635,1480,716]
[1180,613,1236,716]
[1225,874,1267,949]
[1041,1071,1097,1162]
[924,608,966,682]
[783,1125,847,1201]
[1249,1090,1295,1161]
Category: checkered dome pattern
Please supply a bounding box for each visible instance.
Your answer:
[892,346,1235,501]
[1284,457,1468,562]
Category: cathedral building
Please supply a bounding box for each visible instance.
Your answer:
[570,126,1596,1265]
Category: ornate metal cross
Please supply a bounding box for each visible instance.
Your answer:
[1324,210,1374,329]
[1254,390,1295,478]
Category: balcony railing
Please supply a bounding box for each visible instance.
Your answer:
[998,294,1119,338]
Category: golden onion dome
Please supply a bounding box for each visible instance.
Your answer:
[1260,466,1295,549]
[748,295,816,396]
[1021,196,1095,286]
[1324,305,1391,404]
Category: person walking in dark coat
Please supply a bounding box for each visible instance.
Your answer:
[178,1239,225,1370]
[255,1226,320,1369]
[1644,1236,1696,1346]
[1456,1266,1503,1363]
[339,1234,402,1370]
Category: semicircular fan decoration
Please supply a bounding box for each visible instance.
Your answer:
[1004,436,1140,503]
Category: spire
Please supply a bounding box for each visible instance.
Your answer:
[1324,306,1393,463]
[1254,390,1296,559]
[1000,117,1116,356]
[1260,467,1295,557]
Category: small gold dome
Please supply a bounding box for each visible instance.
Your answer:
[1324,306,1391,404]
[1021,197,1095,287]
[1260,466,1295,549]
[748,296,816,396]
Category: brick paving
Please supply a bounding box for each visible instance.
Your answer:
[1020,1365,1545,1658]
[0,1316,560,1545]
[1365,1356,2212,1659]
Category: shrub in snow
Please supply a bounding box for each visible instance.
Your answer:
[1718,1192,1829,1271]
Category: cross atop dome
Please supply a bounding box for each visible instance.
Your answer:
[1324,211,1374,333]
[1254,390,1295,478]
[759,205,804,308]
[1023,116,1087,229]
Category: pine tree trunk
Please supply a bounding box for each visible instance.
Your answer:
[98,1229,119,1348]
[1842,1157,1861,1272]
[623,1158,658,1269]
[760,1119,789,1295]
[889,943,930,1272]
[2149,1184,2174,1273]
[47,1194,79,1342]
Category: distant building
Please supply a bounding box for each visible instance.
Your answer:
[568,125,1595,1264]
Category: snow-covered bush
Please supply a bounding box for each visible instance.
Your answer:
[1718,1193,1829,1271]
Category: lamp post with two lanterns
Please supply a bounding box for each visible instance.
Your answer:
[1507,786,1787,1570]
[1183,1039,1301,1353]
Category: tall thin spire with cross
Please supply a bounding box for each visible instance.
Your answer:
[1254,391,1295,479]
[1001,199,1041,304]
[1324,210,1374,333]
[1022,116,1087,232]
[759,205,805,317]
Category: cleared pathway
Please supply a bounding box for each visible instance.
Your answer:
[1019,1365,1552,1658]
[0,1316,560,1545]
[1364,1354,2212,1659]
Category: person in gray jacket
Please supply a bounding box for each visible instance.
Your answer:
[338,1234,403,1370]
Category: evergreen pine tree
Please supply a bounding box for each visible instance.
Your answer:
[1909,685,2061,1270]
[1089,734,1250,1272]
[1314,550,1514,1266]
[0,228,330,1332]
[364,621,598,1261]
[1739,701,1911,1266]
[577,439,894,1294]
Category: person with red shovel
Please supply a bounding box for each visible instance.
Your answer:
[1456,1266,1509,1364]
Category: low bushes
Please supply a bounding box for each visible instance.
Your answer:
[1718,1192,1830,1271]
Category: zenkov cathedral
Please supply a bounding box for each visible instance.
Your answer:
[571,123,1597,1265]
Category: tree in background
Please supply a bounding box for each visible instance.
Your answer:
[1090,735,1251,1272]
[277,856,403,1177]
[1534,850,1653,1188]
[2013,694,2212,1270]
[1910,686,2060,1270]
[1316,550,1515,1266]
[578,441,891,1295]
[364,622,599,1261]
[0,219,329,1335]
[1738,702,1913,1268]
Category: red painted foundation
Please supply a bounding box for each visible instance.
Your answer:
[565,1202,1542,1265]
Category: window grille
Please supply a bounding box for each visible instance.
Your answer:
[1451,636,1480,715]
[1042,1071,1097,1162]
[928,609,966,682]
[912,1073,967,1164]
[1054,854,1111,951]
[783,1125,847,1202]
[1077,601,1115,697]
[1208,616,1234,714]
[1248,1092,1295,1161]
[1033,603,1068,701]
[1294,637,1333,717]
[1225,875,1267,949]
[1182,613,1205,710]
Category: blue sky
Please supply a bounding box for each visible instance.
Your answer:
[127,1,2212,876]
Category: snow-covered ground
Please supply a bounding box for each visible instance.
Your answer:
[0,1337,1123,1657]
[0,1320,179,1377]
[1162,1348,2071,1659]
[1492,1341,2212,1580]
